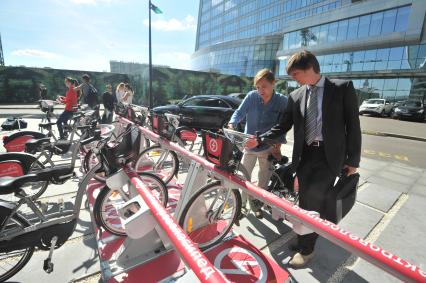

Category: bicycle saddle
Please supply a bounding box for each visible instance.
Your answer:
[39,122,57,128]
[0,165,74,195]
[49,140,72,154]
[25,137,51,154]
[0,174,39,195]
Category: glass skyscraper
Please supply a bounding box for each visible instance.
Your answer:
[192,0,426,102]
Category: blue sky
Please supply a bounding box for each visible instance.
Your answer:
[0,0,199,72]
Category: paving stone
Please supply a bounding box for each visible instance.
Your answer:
[373,195,426,270]
[9,236,100,282]
[411,183,426,197]
[366,176,410,193]
[356,183,401,212]
[357,167,375,180]
[377,170,417,186]
[343,259,403,283]
[359,158,388,171]
[339,202,384,238]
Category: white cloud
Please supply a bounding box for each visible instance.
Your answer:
[156,52,191,70]
[11,49,61,59]
[144,15,196,32]
[70,0,113,5]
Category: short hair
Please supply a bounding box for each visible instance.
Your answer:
[65,77,74,84]
[286,50,320,74]
[254,68,275,86]
[82,74,91,82]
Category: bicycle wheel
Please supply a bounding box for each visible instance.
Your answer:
[178,181,241,250]
[0,215,35,282]
[93,172,168,236]
[134,145,179,184]
[22,161,49,200]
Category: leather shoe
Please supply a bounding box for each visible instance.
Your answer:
[288,252,314,268]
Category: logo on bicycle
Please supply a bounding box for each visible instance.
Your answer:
[209,139,218,153]
[214,247,268,283]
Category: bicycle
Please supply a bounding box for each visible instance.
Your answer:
[178,128,297,250]
[133,112,199,184]
[0,125,168,281]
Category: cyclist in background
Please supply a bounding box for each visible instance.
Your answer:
[228,69,288,219]
[56,77,78,139]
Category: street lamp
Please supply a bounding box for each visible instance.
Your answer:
[148,1,162,108]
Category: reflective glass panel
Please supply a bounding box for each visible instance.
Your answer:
[337,20,348,41]
[369,12,383,36]
[328,22,338,42]
[382,9,397,34]
[395,6,410,32]
[358,15,371,38]
[347,17,359,40]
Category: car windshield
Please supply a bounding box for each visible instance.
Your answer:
[366,99,384,104]
[403,101,422,107]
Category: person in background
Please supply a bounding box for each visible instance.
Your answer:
[122,83,134,104]
[228,68,288,219]
[115,82,126,104]
[56,77,78,140]
[102,84,117,123]
[79,74,98,109]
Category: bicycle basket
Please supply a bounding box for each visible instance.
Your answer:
[114,102,127,117]
[202,131,235,172]
[151,113,173,140]
[39,100,54,113]
[101,124,141,170]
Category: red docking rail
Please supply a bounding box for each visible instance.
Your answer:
[121,117,426,283]
[126,168,228,283]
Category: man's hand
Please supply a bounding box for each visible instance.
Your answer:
[343,165,357,176]
[227,123,234,129]
[244,137,258,149]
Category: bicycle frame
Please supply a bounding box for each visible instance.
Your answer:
[0,162,101,241]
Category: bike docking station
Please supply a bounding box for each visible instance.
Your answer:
[84,116,426,283]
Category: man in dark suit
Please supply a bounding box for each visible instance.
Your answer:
[247,50,361,267]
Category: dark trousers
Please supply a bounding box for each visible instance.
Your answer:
[101,108,113,124]
[296,145,336,255]
[57,110,73,139]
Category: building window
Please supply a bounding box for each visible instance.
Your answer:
[395,6,410,32]
[369,12,383,36]
[281,6,411,51]
[382,9,397,34]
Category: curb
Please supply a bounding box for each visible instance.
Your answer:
[362,130,426,142]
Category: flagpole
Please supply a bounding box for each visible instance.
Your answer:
[148,0,153,108]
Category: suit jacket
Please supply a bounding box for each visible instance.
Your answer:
[263,77,361,176]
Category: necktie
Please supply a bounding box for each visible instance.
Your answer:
[305,86,318,145]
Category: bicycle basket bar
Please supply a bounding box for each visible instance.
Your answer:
[130,104,150,115]
[222,128,254,152]
[164,113,181,129]
[118,116,426,283]
[126,168,227,283]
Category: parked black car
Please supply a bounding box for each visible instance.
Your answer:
[152,95,242,130]
[391,100,425,122]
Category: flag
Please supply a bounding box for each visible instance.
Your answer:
[150,3,162,14]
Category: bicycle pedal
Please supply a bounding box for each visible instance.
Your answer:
[43,259,54,273]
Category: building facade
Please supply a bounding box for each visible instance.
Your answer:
[192,0,426,102]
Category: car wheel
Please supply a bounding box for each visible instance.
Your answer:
[380,110,385,117]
